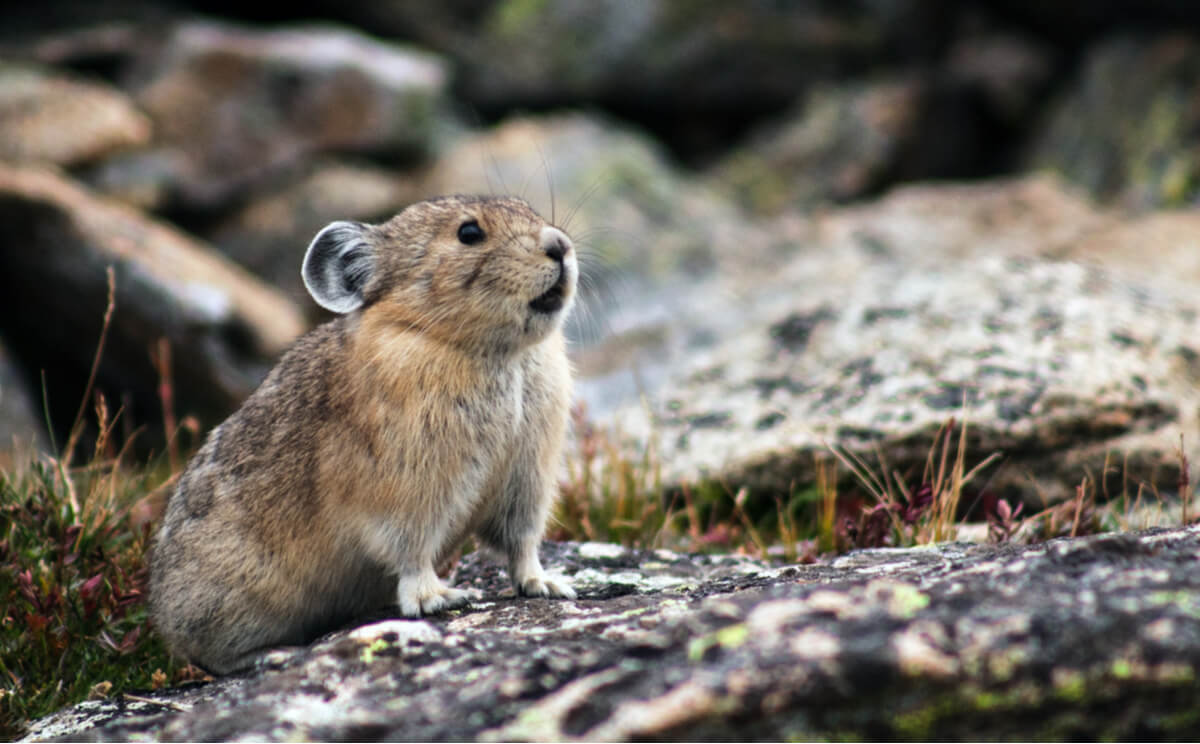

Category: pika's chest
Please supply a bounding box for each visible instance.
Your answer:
[366,365,525,469]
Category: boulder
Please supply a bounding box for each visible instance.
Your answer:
[338,0,950,119]
[711,33,1051,216]
[88,20,449,211]
[0,63,150,166]
[25,527,1200,740]
[0,339,46,464]
[1026,34,1200,209]
[0,164,305,452]
[601,176,1200,505]
[711,76,932,215]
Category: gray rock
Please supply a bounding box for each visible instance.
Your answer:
[1026,34,1200,209]
[0,63,150,166]
[335,0,948,117]
[710,32,1052,216]
[26,527,1200,740]
[603,176,1200,505]
[0,338,46,460]
[711,76,932,215]
[90,20,449,211]
[0,164,305,451]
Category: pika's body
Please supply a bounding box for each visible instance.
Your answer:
[150,196,577,674]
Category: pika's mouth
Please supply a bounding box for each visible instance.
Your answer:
[530,270,567,314]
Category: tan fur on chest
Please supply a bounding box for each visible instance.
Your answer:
[322,310,523,516]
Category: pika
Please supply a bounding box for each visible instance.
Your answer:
[149,195,578,674]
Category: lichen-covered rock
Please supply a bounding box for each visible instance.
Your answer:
[0,164,305,449]
[711,76,931,214]
[1026,34,1200,209]
[0,63,150,166]
[88,20,448,210]
[617,253,1194,504]
[26,527,1200,741]
[601,175,1200,504]
[711,32,1052,216]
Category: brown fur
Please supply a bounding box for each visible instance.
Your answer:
[149,196,577,673]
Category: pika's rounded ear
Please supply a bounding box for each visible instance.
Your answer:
[302,221,374,314]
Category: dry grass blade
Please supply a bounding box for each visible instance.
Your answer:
[63,267,117,466]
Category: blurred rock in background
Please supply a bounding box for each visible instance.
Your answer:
[1,0,1199,499]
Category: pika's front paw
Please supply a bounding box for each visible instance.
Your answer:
[398,576,481,616]
[517,574,576,600]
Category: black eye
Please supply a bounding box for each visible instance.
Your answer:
[457,220,485,245]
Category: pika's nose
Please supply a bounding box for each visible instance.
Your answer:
[540,226,572,264]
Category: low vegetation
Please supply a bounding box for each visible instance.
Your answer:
[0,412,207,737]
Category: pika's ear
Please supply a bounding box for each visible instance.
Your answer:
[302,221,374,314]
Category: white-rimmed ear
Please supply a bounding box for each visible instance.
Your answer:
[302,221,374,314]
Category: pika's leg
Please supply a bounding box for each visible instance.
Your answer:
[508,536,575,599]
[362,523,479,616]
[479,478,576,600]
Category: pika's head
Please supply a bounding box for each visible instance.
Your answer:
[302,195,576,352]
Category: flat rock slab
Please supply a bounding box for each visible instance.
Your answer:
[28,527,1200,741]
[606,176,1200,504]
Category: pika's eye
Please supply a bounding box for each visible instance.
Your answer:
[457,220,485,245]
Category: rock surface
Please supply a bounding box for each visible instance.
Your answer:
[0,63,150,166]
[604,176,1200,505]
[26,527,1200,741]
[342,0,947,117]
[91,20,448,210]
[710,32,1053,216]
[0,164,305,450]
[0,339,46,463]
[1027,34,1200,209]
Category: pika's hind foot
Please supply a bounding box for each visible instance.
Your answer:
[397,571,480,616]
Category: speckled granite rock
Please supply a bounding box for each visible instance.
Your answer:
[26,527,1200,741]
[603,175,1200,505]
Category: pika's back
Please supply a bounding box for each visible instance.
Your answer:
[150,195,579,673]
